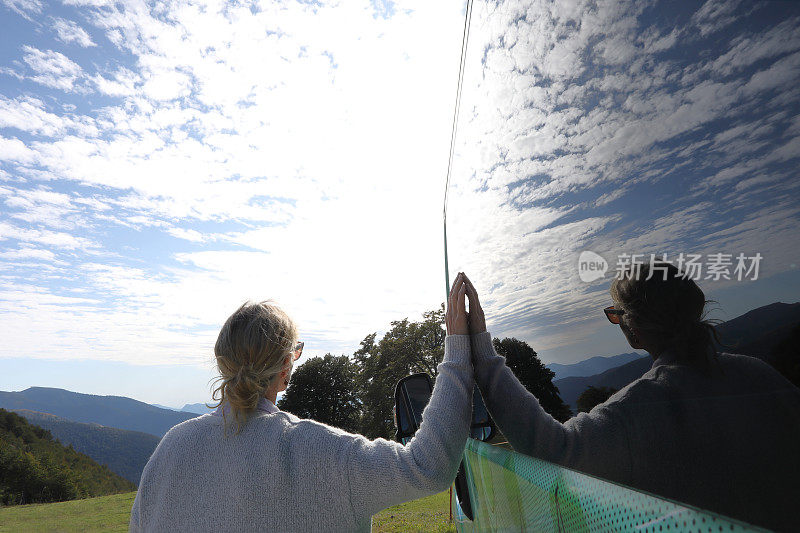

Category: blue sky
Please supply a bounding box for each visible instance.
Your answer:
[1,0,799,407]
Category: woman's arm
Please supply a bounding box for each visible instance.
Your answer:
[345,333,473,520]
[345,273,474,520]
[462,274,633,483]
[471,331,634,482]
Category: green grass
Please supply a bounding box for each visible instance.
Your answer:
[0,490,455,532]
[0,492,135,532]
[373,490,456,533]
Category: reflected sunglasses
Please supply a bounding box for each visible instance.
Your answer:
[604,306,625,324]
[292,341,304,361]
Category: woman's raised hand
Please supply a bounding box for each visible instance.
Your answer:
[463,273,486,335]
[446,272,487,336]
[446,272,469,336]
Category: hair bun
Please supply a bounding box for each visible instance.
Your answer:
[226,365,266,413]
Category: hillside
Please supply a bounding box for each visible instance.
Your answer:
[547,352,645,381]
[0,409,134,505]
[555,357,653,409]
[0,387,197,437]
[13,410,160,485]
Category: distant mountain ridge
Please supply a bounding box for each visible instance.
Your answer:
[547,352,646,381]
[555,357,653,409]
[714,302,800,359]
[0,387,197,437]
[181,402,215,415]
[14,409,160,485]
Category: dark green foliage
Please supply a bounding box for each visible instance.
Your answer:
[278,354,361,433]
[14,410,160,485]
[355,308,446,439]
[493,338,573,422]
[576,386,619,413]
[0,409,135,506]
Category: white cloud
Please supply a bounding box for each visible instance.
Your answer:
[21,46,84,91]
[692,0,741,37]
[1,0,41,20]
[0,135,37,164]
[52,17,96,47]
[0,246,56,261]
[167,227,207,243]
[0,221,95,250]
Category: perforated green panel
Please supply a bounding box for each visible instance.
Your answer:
[452,439,766,532]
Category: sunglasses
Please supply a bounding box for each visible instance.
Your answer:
[292,341,304,361]
[604,305,625,324]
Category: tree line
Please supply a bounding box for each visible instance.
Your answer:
[278,306,590,438]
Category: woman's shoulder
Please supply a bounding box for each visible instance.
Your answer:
[715,352,798,389]
[603,352,798,408]
[266,411,360,439]
[157,414,220,444]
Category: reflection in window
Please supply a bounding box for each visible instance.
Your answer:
[447,0,800,364]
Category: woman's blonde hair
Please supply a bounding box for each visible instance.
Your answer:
[210,300,298,434]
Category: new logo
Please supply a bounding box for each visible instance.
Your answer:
[578,251,608,282]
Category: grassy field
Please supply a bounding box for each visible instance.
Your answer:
[373,490,455,533]
[0,490,454,532]
[0,492,136,532]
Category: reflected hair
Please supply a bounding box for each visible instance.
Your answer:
[210,300,298,434]
[610,262,723,370]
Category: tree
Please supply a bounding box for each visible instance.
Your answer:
[576,386,619,414]
[355,307,446,439]
[277,354,361,433]
[492,337,573,422]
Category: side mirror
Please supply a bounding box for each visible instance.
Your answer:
[394,373,433,444]
[394,373,496,523]
[394,373,495,443]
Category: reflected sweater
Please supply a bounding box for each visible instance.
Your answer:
[471,331,800,532]
[129,335,473,533]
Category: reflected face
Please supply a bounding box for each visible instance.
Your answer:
[619,321,643,350]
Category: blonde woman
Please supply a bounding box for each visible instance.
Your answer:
[130,273,475,532]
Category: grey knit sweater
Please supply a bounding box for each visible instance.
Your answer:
[471,331,800,532]
[129,335,473,533]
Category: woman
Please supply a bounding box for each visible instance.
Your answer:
[461,265,800,532]
[130,273,475,532]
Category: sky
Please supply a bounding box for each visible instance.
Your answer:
[1,0,799,407]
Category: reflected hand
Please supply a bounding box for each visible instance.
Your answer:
[462,273,487,335]
[446,272,469,336]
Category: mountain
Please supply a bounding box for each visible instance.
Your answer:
[151,403,180,411]
[0,408,135,505]
[547,352,646,381]
[181,402,215,415]
[0,387,197,437]
[714,302,800,360]
[555,357,653,409]
[13,409,160,485]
